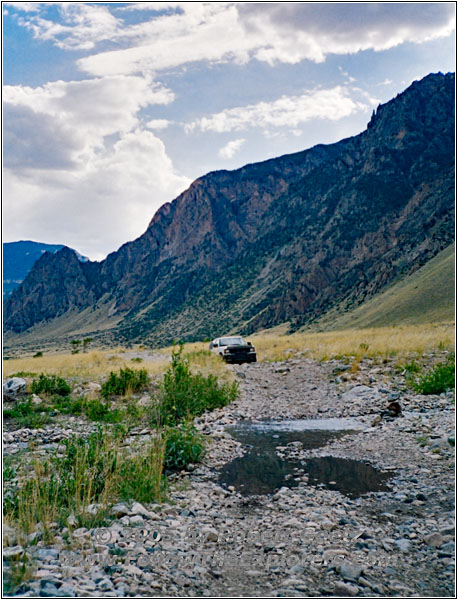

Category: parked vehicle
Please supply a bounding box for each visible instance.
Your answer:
[209,336,257,364]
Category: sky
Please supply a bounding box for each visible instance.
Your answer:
[3,1,456,261]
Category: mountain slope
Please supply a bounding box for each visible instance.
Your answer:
[314,242,455,330]
[4,73,455,346]
[3,241,87,298]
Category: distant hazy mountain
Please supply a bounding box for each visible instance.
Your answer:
[3,241,88,298]
[4,73,455,345]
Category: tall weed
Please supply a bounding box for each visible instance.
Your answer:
[158,345,238,425]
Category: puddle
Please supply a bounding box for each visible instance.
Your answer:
[218,418,392,497]
[303,456,391,498]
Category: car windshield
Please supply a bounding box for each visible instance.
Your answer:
[219,337,245,346]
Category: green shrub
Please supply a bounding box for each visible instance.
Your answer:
[52,396,84,416]
[101,367,149,399]
[402,360,421,374]
[11,371,37,378]
[3,399,51,428]
[33,351,43,358]
[84,399,123,423]
[415,355,455,395]
[158,345,238,425]
[164,424,205,472]
[31,374,71,397]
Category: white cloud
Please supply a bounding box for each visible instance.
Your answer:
[4,76,174,169]
[17,3,122,50]
[3,76,189,259]
[11,3,455,76]
[3,129,191,260]
[146,118,171,130]
[218,138,246,159]
[239,3,456,65]
[187,87,367,134]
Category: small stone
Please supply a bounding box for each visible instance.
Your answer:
[334,581,359,596]
[3,545,24,560]
[110,503,130,517]
[202,527,219,542]
[129,515,144,526]
[339,562,363,582]
[39,583,60,597]
[129,502,152,519]
[394,539,411,553]
[424,533,445,547]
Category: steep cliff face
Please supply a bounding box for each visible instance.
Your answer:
[4,73,455,343]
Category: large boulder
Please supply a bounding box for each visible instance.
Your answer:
[3,377,27,400]
[341,385,381,404]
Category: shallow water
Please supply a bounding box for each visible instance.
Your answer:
[218,418,392,497]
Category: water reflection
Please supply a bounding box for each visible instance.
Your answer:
[218,419,392,497]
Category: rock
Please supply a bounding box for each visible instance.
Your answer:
[96,578,114,591]
[34,548,60,561]
[323,548,347,562]
[3,545,24,560]
[202,527,219,542]
[333,581,359,596]
[339,562,363,582]
[424,533,445,547]
[394,539,411,553]
[3,377,27,399]
[86,382,101,393]
[67,514,78,527]
[84,503,103,516]
[54,585,77,597]
[137,395,151,407]
[3,524,17,546]
[129,502,153,519]
[110,503,130,518]
[39,583,60,597]
[129,515,144,526]
[31,394,43,405]
[341,385,380,403]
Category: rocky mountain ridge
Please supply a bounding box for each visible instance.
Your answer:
[2,241,87,298]
[4,72,455,345]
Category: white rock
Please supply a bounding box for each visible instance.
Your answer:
[3,377,27,399]
[3,545,24,560]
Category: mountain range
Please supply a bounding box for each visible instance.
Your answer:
[3,241,87,299]
[4,72,455,347]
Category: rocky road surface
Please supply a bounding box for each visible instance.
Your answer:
[3,355,455,597]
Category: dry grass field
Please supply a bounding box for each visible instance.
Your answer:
[4,323,454,380]
[251,322,455,362]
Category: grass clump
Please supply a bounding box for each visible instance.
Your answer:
[101,367,149,399]
[4,427,166,542]
[3,399,51,429]
[31,374,71,397]
[158,345,238,425]
[118,437,166,504]
[414,354,455,395]
[164,424,205,472]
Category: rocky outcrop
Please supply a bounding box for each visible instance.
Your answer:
[4,73,455,343]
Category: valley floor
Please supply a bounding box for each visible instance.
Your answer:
[3,353,455,597]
